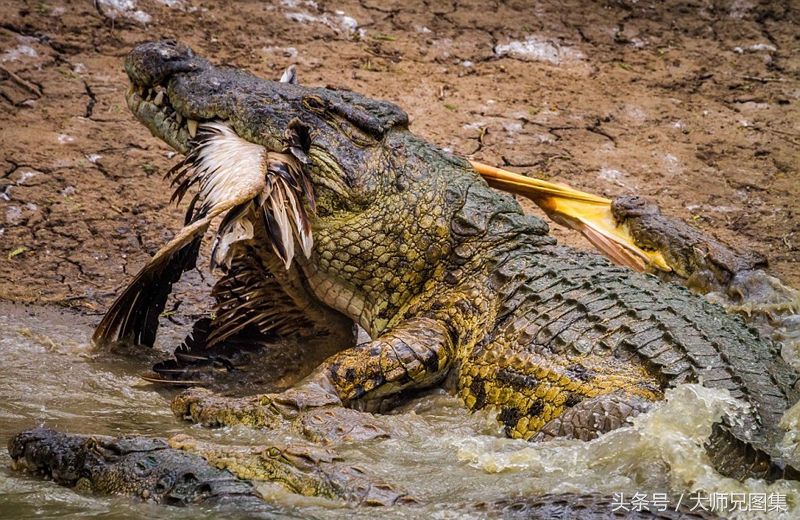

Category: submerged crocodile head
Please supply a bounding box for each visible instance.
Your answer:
[9,427,410,508]
[123,40,522,337]
[7,427,272,510]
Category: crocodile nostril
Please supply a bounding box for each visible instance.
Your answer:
[154,474,175,494]
[180,471,198,484]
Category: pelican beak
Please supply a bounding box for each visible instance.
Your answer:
[470,161,670,273]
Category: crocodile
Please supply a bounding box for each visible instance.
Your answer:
[9,427,717,518]
[473,163,800,338]
[7,427,279,513]
[7,427,409,510]
[610,195,800,354]
[10,40,800,500]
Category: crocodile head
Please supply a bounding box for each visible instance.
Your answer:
[7,427,272,510]
[9,427,410,507]
[125,40,409,211]
[123,40,500,336]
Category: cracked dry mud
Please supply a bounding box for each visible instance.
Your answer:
[1,0,798,336]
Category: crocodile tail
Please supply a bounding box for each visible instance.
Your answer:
[705,422,800,481]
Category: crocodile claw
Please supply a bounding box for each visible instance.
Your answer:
[171,387,391,443]
[171,388,284,429]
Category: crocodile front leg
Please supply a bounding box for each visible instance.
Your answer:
[173,317,454,434]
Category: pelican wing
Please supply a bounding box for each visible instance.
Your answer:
[94,123,268,348]
[470,161,670,272]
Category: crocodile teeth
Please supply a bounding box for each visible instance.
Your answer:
[187,119,198,138]
[153,90,164,106]
[175,113,183,124]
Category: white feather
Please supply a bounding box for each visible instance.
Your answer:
[180,121,314,270]
[192,122,267,210]
[212,217,255,269]
[270,180,295,268]
[286,189,313,257]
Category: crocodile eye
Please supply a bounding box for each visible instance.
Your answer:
[303,94,376,146]
[267,447,281,458]
[336,118,376,147]
[302,95,326,113]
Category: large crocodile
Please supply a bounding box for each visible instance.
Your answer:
[9,40,800,505]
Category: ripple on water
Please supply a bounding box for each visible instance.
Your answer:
[1,304,800,519]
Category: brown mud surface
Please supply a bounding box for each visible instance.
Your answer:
[1,0,798,334]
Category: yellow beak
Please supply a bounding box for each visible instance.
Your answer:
[470,161,670,273]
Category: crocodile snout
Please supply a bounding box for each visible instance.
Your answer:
[8,427,89,484]
[124,40,204,88]
[8,427,270,509]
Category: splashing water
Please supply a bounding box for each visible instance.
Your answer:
[1,303,799,519]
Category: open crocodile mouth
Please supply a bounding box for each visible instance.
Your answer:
[92,71,318,349]
[124,79,315,270]
[126,82,198,154]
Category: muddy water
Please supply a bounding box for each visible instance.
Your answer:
[2,304,800,519]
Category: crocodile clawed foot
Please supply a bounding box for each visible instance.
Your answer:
[171,388,286,429]
[268,381,343,415]
[297,406,391,443]
[532,391,653,442]
[171,385,391,443]
[171,381,341,429]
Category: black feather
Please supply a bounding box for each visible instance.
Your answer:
[92,234,203,348]
[261,204,289,265]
